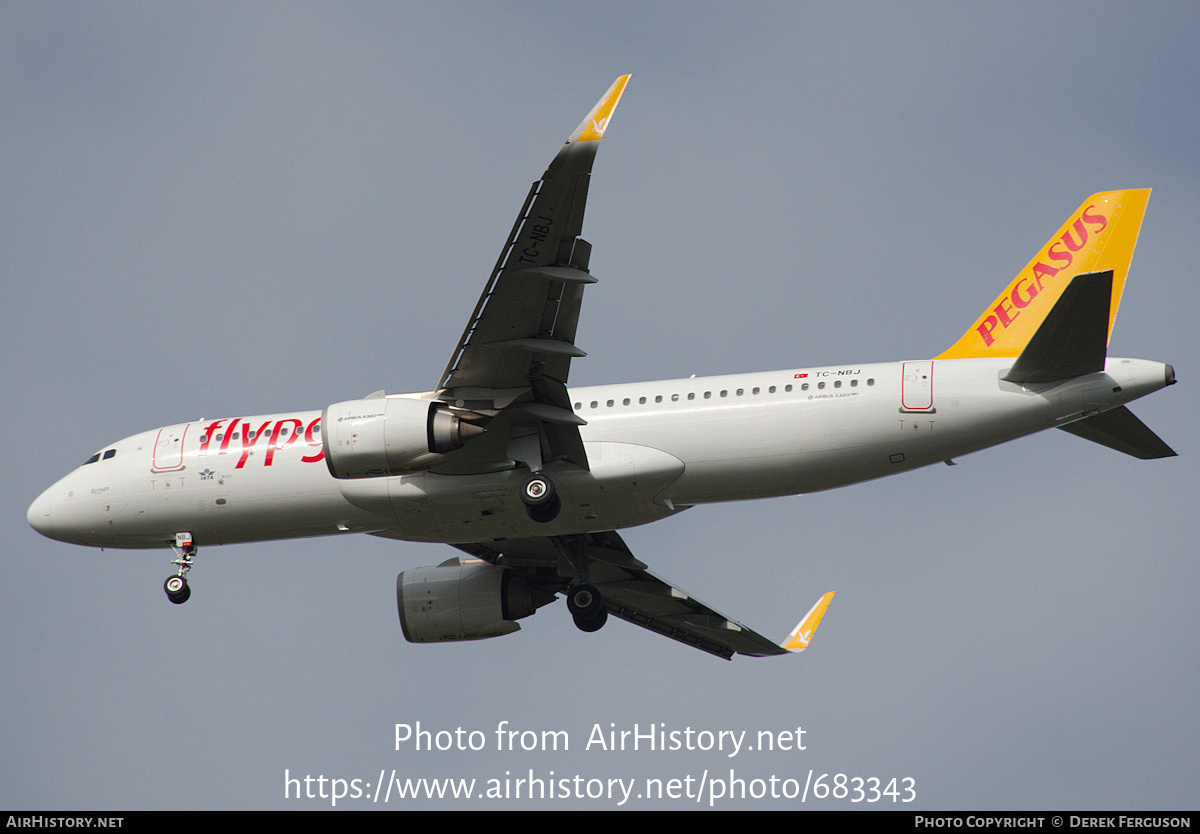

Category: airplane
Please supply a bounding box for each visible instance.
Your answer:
[27,75,1176,660]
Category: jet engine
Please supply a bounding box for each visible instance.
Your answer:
[322,396,483,479]
[396,559,556,643]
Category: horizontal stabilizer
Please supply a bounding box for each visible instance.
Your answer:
[1003,271,1112,384]
[1058,406,1177,459]
[779,591,835,653]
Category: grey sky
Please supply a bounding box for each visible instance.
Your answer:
[3,2,1197,810]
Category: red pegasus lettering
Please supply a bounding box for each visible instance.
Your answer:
[992,296,1019,328]
[1046,240,1074,268]
[1011,276,1039,309]
[1058,217,1090,253]
[1081,205,1108,233]
[976,315,1000,347]
[1030,260,1062,289]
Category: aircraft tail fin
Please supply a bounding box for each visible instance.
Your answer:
[937,189,1150,360]
[779,591,835,653]
[1058,405,1178,459]
[1002,270,1112,383]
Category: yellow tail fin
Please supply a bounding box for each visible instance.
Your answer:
[937,189,1150,360]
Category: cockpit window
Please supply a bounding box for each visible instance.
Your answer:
[102,449,116,460]
[83,453,101,465]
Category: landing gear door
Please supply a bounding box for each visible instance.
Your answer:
[901,361,935,412]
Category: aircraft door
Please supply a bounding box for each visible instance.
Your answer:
[152,424,189,471]
[901,361,935,412]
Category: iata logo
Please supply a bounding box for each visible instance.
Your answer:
[976,205,1109,347]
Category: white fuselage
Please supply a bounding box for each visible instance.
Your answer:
[27,356,1172,550]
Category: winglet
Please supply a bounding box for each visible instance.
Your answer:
[568,75,631,144]
[779,591,835,653]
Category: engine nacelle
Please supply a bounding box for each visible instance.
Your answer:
[396,560,556,643]
[322,396,481,479]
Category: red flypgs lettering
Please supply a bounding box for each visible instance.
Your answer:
[202,415,324,467]
[199,420,226,455]
[263,418,302,466]
[301,417,324,463]
[235,419,274,469]
[975,205,1109,347]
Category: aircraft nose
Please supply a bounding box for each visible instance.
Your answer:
[27,488,55,539]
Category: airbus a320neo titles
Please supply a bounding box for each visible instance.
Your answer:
[28,76,1176,659]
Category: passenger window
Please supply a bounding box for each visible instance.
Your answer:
[785,384,792,392]
[639,397,646,404]
[818,382,825,389]
[834,380,841,388]
[655,395,662,403]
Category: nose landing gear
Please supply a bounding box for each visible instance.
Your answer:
[164,532,195,605]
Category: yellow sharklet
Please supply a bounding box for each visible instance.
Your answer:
[568,75,631,144]
[938,189,1150,359]
[780,591,835,653]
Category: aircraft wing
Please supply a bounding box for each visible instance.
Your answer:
[455,531,833,660]
[434,76,631,474]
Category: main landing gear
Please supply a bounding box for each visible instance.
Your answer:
[520,473,561,523]
[164,532,195,605]
[552,536,608,633]
[566,583,606,632]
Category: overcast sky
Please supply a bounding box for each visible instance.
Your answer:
[3,2,1197,810]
